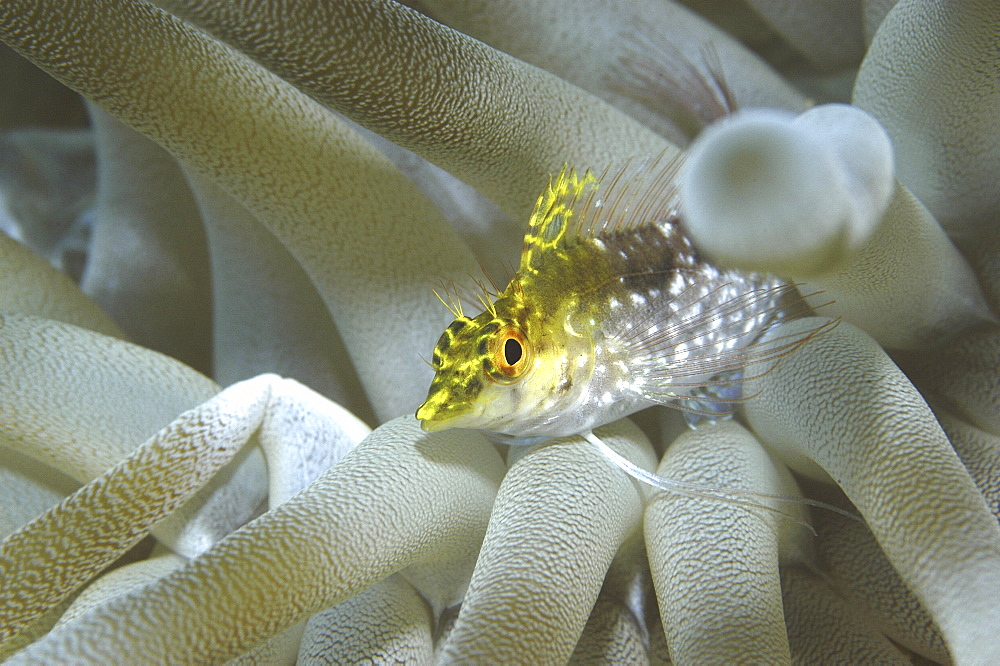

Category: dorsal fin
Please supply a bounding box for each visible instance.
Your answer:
[520,149,685,273]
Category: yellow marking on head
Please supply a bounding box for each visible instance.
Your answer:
[416,309,534,430]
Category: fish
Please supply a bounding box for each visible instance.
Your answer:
[416,151,831,440]
[413,151,849,522]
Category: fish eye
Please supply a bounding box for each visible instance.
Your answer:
[487,326,531,382]
[504,337,522,365]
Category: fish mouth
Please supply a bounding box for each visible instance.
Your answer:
[418,418,450,433]
[415,399,480,433]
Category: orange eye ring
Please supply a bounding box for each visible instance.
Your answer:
[488,327,531,382]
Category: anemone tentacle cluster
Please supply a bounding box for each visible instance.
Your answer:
[1,0,999,663]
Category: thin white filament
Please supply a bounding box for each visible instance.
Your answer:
[583,430,861,532]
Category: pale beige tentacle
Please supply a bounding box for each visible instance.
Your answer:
[8,418,504,663]
[0,313,265,556]
[0,232,121,337]
[853,0,1000,237]
[569,595,649,665]
[183,172,376,426]
[744,317,1000,664]
[680,105,894,278]
[678,103,989,348]
[416,0,804,145]
[570,531,653,664]
[0,312,218,478]
[154,0,672,219]
[255,378,370,509]
[0,449,78,540]
[0,375,274,657]
[935,409,1000,519]
[781,566,911,664]
[297,575,434,665]
[0,0,482,421]
[645,421,804,665]
[229,623,305,666]
[439,419,655,664]
[82,104,212,372]
[349,122,524,281]
[60,555,307,666]
[55,553,187,628]
[813,511,949,662]
[802,184,991,349]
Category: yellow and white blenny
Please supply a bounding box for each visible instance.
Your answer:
[416,153,827,441]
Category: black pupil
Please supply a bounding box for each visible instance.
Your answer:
[503,337,523,366]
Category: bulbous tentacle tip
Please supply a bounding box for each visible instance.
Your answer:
[680,105,894,279]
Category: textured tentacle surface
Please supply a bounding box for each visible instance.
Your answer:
[781,566,911,664]
[416,0,805,145]
[853,0,1000,236]
[0,0,483,421]
[935,409,1000,519]
[156,0,674,219]
[814,510,949,662]
[184,171,376,425]
[645,421,804,665]
[297,575,434,665]
[8,417,504,663]
[0,450,77,542]
[0,312,218,479]
[0,375,272,658]
[0,313,265,557]
[680,104,894,278]
[440,419,654,664]
[744,318,1000,665]
[53,553,187,629]
[801,184,992,349]
[0,232,121,337]
[1,0,998,662]
[568,595,649,664]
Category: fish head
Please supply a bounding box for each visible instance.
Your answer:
[416,307,588,436]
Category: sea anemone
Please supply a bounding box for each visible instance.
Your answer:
[1,0,998,663]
